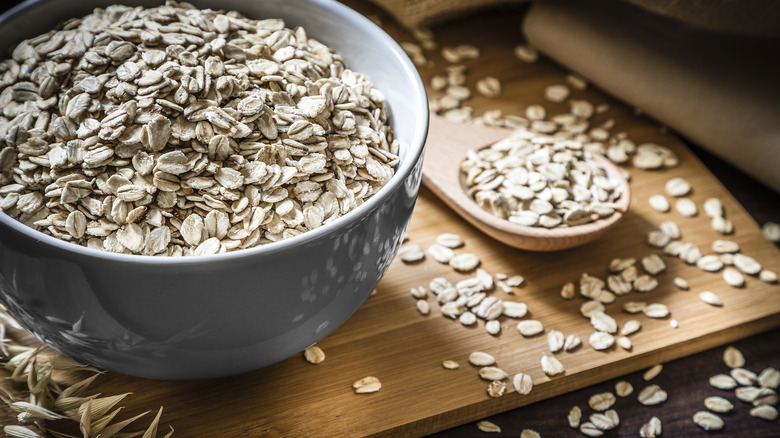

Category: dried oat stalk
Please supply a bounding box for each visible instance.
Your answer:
[0,307,173,437]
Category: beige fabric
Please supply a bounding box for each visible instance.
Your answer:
[523,0,780,192]
[367,0,518,29]
[623,0,780,37]
[368,0,780,37]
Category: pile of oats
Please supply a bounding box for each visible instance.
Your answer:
[461,132,624,228]
[0,2,398,256]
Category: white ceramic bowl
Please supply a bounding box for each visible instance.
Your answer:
[0,0,428,379]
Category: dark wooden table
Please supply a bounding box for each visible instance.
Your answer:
[421,5,780,436]
[1,1,778,436]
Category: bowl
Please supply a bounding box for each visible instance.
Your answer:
[0,0,428,379]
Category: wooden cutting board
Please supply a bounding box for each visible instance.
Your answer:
[3,109,780,438]
[2,2,780,437]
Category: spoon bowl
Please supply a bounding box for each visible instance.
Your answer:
[422,115,631,251]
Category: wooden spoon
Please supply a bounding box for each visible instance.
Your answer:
[421,115,631,251]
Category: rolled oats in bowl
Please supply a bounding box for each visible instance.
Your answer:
[0,1,398,256]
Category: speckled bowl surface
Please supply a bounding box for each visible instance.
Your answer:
[0,0,428,379]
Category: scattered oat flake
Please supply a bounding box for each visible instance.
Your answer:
[544,84,570,103]
[665,177,691,197]
[675,198,698,217]
[638,384,668,405]
[410,286,427,299]
[502,301,528,318]
[476,269,495,290]
[750,405,778,421]
[581,300,606,318]
[520,429,541,438]
[699,291,723,307]
[644,364,663,381]
[735,386,761,402]
[734,254,762,275]
[641,254,666,275]
[518,320,545,336]
[469,351,496,367]
[560,282,576,300]
[673,276,690,290]
[590,311,618,334]
[477,420,501,433]
[541,354,565,376]
[427,244,454,264]
[513,373,534,395]
[476,77,502,98]
[589,332,614,350]
[615,381,633,397]
[648,194,671,213]
[514,44,538,63]
[623,301,647,313]
[449,253,481,272]
[459,310,477,326]
[568,405,582,428]
[487,380,506,398]
[486,319,501,335]
[398,245,425,262]
[621,320,641,336]
[723,267,745,287]
[617,336,633,350]
[304,345,325,364]
[579,421,604,437]
[722,346,745,368]
[693,411,724,431]
[712,239,740,253]
[669,319,679,328]
[416,299,430,315]
[760,269,779,284]
[436,233,464,248]
[506,275,525,287]
[548,330,565,353]
[588,392,616,411]
[442,360,459,370]
[697,255,724,272]
[352,376,381,394]
[659,220,681,239]
[711,216,734,235]
[731,367,758,386]
[643,303,669,318]
[647,230,671,248]
[566,73,588,90]
[589,412,617,430]
[479,367,508,381]
[709,374,738,390]
[564,334,582,352]
[703,197,724,218]
[633,275,659,292]
[753,387,778,406]
[758,367,780,389]
[640,416,662,438]
[704,396,734,413]
[762,222,780,242]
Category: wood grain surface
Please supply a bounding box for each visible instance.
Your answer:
[1,1,779,437]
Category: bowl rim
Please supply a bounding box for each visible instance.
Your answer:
[0,0,430,265]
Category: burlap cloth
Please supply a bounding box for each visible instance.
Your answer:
[370,0,780,37]
[369,0,780,192]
